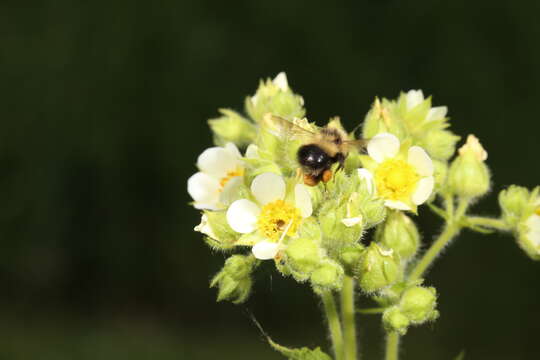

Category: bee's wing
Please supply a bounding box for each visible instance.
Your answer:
[261,113,317,141]
[342,139,368,152]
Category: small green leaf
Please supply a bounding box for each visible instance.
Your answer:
[454,350,465,360]
[267,337,333,360]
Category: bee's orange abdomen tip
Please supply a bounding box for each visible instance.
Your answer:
[303,174,319,187]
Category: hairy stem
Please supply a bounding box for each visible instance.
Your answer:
[467,216,511,231]
[341,276,358,360]
[385,332,400,360]
[321,291,345,360]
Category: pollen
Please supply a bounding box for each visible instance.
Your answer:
[219,168,244,190]
[257,200,301,241]
[535,207,540,216]
[375,159,419,201]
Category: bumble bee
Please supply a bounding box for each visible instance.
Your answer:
[262,113,367,186]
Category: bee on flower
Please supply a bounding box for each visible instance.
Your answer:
[359,132,434,211]
[226,172,312,260]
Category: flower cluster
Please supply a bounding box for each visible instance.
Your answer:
[187,73,538,359]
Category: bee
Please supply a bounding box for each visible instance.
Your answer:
[262,113,367,186]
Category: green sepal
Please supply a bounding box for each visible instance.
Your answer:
[201,211,240,250]
[310,259,345,293]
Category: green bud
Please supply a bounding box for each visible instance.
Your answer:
[340,244,365,277]
[210,255,256,304]
[382,306,410,335]
[196,212,239,250]
[498,185,531,227]
[432,159,448,193]
[245,72,305,122]
[285,236,322,281]
[376,211,420,260]
[448,135,490,199]
[418,130,460,161]
[356,243,400,293]
[399,286,439,324]
[310,260,344,293]
[208,109,257,147]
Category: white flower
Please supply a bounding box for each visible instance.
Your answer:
[362,133,434,211]
[226,172,312,260]
[187,143,244,210]
[405,89,448,122]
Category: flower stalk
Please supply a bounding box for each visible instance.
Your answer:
[341,276,358,360]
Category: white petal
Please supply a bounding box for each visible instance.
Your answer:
[224,142,242,158]
[245,144,259,158]
[384,200,411,211]
[426,106,448,122]
[251,172,286,205]
[197,147,241,179]
[295,184,313,218]
[226,199,261,233]
[526,214,540,232]
[252,241,280,260]
[342,216,362,227]
[219,176,243,206]
[357,168,375,194]
[273,72,289,91]
[406,89,424,110]
[412,176,434,205]
[187,172,221,209]
[408,146,434,176]
[194,214,216,239]
[367,133,400,163]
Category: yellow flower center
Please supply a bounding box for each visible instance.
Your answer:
[219,168,244,190]
[375,159,419,201]
[257,200,301,241]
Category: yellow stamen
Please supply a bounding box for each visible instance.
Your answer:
[257,200,301,241]
[535,208,540,216]
[219,168,244,190]
[375,159,419,201]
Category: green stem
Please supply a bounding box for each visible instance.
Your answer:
[385,332,400,360]
[341,276,358,360]
[408,197,469,282]
[321,291,345,360]
[467,216,511,231]
[357,307,385,315]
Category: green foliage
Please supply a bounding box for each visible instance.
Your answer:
[267,337,333,360]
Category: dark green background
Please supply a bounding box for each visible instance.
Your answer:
[0,1,539,359]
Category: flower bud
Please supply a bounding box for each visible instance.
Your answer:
[208,109,257,147]
[399,286,439,324]
[382,306,410,335]
[196,212,239,250]
[432,160,448,192]
[448,135,490,199]
[310,260,344,293]
[340,244,365,277]
[498,185,531,227]
[210,255,256,304]
[419,130,460,161]
[245,72,305,122]
[285,236,322,281]
[356,243,400,293]
[376,211,420,260]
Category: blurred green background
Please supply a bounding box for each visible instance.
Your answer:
[1,0,539,359]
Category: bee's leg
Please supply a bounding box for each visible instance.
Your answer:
[335,153,346,171]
